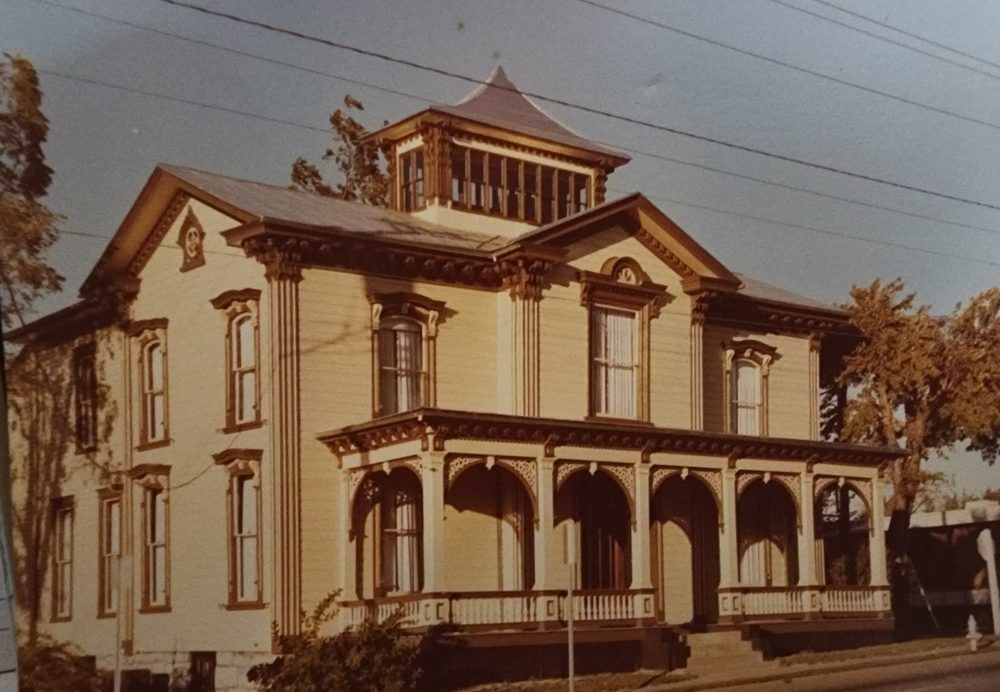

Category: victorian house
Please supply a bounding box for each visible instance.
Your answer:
[7,67,901,687]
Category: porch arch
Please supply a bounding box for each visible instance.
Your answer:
[650,474,721,624]
[446,463,535,591]
[350,466,423,599]
[737,478,799,587]
[555,469,632,590]
[815,481,872,586]
[445,455,538,519]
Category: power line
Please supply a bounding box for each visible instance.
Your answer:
[765,0,1000,83]
[151,0,1000,212]
[36,69,1000,269]
[570,0,1000,134]
[809,0,1000,73]
[609,186,1000,268]
[31,0,1000,240]
[38,68,330,134]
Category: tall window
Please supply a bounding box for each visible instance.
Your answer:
[723,341,775,436]
[378,473,422,594]
[98,491,122,616]
[143,486,169,609]
[230,474,261,604]
[51,497,74,621]
[73,343,98,451]
[398,148,425,211]
[590,307,638,419]
[141,340,166,444]
[229,314,258,426]
[733,360,762,435]
[378,318,424,415]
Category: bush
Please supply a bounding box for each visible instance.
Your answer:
[248,593,432,692]
[18,636,110,692]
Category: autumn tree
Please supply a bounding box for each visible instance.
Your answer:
[825,278,1000,551]
[0,54,61,329]
[290,95,389,206]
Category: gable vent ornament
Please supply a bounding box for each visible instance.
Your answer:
[177,208,206,272]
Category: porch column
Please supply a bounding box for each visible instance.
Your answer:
[420,453,446,592]
[797,471,818,586]
[631,465,652,589]
[534,457,560,627]
[718,467,742,621]
[869,474,889,586]
[720,468,739,586]
[337,471,352,600]
[797,471,822,617]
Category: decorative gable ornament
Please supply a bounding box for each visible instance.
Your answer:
[177,208,206,272]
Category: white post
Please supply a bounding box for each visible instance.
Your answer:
[566,521,576,692]
[976,529,1000,635]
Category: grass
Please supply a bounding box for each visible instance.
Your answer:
[460,668,694,692]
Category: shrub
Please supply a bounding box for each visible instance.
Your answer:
[18,636,110,692]
[248,593,430,692]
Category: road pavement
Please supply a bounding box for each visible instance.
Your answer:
[726,649,1000,691]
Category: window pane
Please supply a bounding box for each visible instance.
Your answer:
[108,500,121,554]
[238,371,256,423]
[150,393,165,440]
[148,344,163,390]
[240,536,257,599]
[540,166,554,224]
[153,545,167,603]
[735,361,760,435]
[557,170,571,219]
[488,154,503,214]
[524,164,538,221]
[451,146,466,205]
[505,159,521,218]
[469,150,485,210]
[414,150,425,208]
[236,318,254,368]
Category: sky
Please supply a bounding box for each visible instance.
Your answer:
[2,0,998,494]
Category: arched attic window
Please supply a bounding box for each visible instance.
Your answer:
[723,340,778,436]
[369,292,446,417]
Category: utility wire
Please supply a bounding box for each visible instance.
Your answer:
[30,0,1000,240]
[809,0,1000,73]
[765,0,1000,83]
[570,0,1000,133]
[151,0,1000,212]
[36,70,1000,269]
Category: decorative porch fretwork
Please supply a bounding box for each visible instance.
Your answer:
[736,471,802,525]
[347,457,421,505]
[443,455,537,500]
[554,461,635,501]
[814,476,875,531]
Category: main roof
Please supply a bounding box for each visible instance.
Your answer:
[366,66,630,164]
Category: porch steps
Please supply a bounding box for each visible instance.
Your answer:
[683,630,768,673]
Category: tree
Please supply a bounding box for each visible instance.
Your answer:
[0,54,61,328]
[247,593,434,692]
[826,278,1000,552]
[290,95,389,206]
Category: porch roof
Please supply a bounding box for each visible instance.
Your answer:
[316,408,904,466]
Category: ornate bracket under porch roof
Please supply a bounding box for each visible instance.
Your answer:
[316,408,905,466]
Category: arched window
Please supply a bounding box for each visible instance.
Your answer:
[723,340,777,436]
[369,293,445,417]
[230,313,258,425]
[733,360,762,435]
[378,318,424,415]
[142,340,166,444]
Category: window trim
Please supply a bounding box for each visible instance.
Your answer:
[368,293,446,418]
[723,340,778,436]
[398,147,426,212]
[72,341,98,453]
[130,464,171,613]
[51,496,74,622]
[580,258,668,423]
[213,448,265,609]
[97,487,123,618]
[211,289,263,433]
[128,319,169,450]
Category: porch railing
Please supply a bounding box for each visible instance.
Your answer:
[722,584,890,621]
[560,589,635,622]
[449,591,540,626]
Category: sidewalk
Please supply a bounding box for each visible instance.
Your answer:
[645,635,999,691]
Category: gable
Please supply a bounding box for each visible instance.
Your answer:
[517,194,741,296]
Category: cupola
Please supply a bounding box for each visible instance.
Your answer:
[365,66,630,236]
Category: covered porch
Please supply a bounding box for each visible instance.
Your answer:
[319,409,899,633]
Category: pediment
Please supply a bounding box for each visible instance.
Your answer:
[514,193,741,295]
